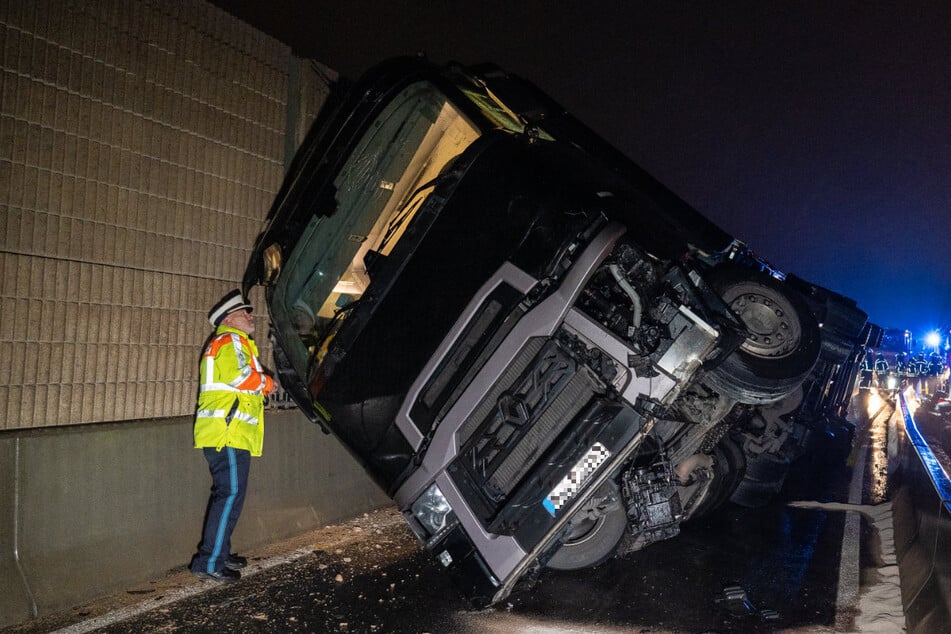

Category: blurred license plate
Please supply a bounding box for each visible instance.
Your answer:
[542,442,611,516]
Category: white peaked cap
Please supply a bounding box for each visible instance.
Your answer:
[208,289,253,326]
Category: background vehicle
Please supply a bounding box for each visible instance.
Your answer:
[244,57,872,605]
[927,391,951,416]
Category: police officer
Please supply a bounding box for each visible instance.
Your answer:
[190,290,276,583]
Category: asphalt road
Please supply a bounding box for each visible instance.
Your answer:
[9,395,898,634]
[65,502,852,634]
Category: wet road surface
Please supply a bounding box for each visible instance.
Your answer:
[9,397,894,634]
[60,502,851,633]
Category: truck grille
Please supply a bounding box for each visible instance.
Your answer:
[455,338,597,503]
[411,284,524,435]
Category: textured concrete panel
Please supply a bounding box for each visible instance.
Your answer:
[0,0,331,430]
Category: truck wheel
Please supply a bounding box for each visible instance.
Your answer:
[743,450,791,483]
[729,476,785,508]
[546,505,627,571]
[688,437,746,519]
[730,451,790,508]
[704,268,820,404]
[820,296,868,341]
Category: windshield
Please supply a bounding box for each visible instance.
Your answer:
[271,81,483,381]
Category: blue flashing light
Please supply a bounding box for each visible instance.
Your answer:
[925,331,942,349]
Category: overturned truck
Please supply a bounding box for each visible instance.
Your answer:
[243,57,871,605]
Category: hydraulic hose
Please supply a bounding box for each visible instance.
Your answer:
[609,264,643,329]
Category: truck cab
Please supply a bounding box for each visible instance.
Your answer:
[244,57,866,605]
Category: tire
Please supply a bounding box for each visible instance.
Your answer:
[704,267,821,404]
[819,334,855,365]
[546,504,628,571]
[729,452,791,508]
[687,436,747,519]
[743,451,790,483]
[730,477,785,508]
[820,295,868,341]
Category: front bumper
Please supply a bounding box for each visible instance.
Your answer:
[423,521,501,608]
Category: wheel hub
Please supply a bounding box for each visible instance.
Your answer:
[726,287,801,359]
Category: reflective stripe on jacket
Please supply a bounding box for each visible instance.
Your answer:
[193,325,275,456]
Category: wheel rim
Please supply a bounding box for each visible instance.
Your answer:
[723,283,802,359]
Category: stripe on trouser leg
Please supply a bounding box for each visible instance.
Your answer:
[207,446,238,573]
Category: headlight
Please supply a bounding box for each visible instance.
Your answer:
[262,243,282,284]
[886,376,898,390]
[411,483,456,537]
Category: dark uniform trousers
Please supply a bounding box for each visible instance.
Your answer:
[191,446,251,574]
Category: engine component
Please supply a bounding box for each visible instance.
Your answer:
[619,458,683,553]
[576,242,665,349]
[673,452,714,485]
[608,263,643,329]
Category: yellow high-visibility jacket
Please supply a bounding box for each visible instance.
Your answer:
[193,325,276,456]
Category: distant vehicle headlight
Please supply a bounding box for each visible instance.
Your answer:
[886,376,898,390]
[411,483,456,537]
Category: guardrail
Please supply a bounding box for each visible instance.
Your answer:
[892,389,951,632]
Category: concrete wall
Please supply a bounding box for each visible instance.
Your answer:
[0,410,390,626]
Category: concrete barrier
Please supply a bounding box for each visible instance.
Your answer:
[891,391,951,633]
[0,410,389,627]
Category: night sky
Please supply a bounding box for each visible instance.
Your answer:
[213,0,951,339]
